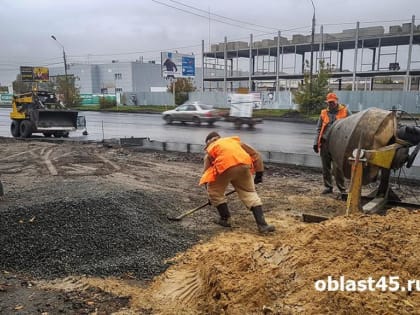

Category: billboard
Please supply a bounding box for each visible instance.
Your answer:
[33,67,49,82]
[0,93,12,105]
[20,66,34,82]
[20,66,49,82]
[161,52,195,79]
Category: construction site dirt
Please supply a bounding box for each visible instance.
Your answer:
[1,137,420,314]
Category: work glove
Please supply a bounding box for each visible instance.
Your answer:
[313,144,319,154]
[254,171,263,184]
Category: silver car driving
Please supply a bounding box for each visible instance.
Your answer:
[162,102,221,126]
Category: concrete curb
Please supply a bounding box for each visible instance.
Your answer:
[120,137,420,182]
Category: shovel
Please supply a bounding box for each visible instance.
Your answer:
[167,190,236,221]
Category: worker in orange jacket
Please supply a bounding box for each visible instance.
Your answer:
[313,93,351,195]
[200,131,275,233]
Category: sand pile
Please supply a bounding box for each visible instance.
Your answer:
[113,209,420,314]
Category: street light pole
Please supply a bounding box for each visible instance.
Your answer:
[309,0,316,97]
[51,35,69,104]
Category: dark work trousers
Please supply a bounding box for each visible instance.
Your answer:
[320,140,346,192]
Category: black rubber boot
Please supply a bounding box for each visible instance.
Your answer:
[251,206,275,233]
[321,187,333,194]
[216,203,232,227]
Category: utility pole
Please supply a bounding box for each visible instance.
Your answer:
[309,0,316,98]
[172,78,176,105]
[51,35,69,105]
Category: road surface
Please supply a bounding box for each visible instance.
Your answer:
[1,109,419,167]
[0,109,317,154]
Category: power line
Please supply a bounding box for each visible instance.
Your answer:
[0,56,63,66]
[151,0,270,33]
[156,0,313,36]
[1,14,413,67]
[77,15,418,59]
[0,44,202,65]
[168,0,279,31]
[0,22,309,65]
[0,67,19,71]
[322,18,416,27]
[69,43,201,58]
[68,26,312,60]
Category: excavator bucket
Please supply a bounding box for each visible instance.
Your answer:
[327,108,397,185]
[35,110,78,130]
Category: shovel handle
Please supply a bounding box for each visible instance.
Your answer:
[224,190,236,197]
[167,201,211,221]
[167,189,236,221]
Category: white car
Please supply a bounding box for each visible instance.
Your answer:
[162,102,221,126]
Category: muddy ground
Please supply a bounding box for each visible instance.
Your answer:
[1,138,420,314]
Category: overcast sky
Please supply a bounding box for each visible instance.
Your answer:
[0,0,418,85]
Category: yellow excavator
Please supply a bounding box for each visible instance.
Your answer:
[10,90,79,138]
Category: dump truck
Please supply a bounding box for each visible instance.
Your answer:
[10,90,80,138]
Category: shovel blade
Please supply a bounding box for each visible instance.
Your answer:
[166,215,183,221]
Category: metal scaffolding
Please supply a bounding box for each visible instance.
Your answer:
[203,16,420,92]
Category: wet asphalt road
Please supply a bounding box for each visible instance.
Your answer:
[1,108,419,166]
[0,108,317,154]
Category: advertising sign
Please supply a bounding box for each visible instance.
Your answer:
[182,56,195,77]
[19,66,50,82]
[20,66,34,82]
[33,67,49,82]
[0,94,12,105]
[161,52,195,79]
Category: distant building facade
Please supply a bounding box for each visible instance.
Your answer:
[49,60,248,94]
[50,61,169,94]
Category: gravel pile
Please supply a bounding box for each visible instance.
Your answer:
[0,190,198,280]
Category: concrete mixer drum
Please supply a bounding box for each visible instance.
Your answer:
[327,108,398,185]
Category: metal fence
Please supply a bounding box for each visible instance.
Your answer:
[336,91,420,113]
[2,91,420,113]
[121,92,174,106]
[189,91,420,113]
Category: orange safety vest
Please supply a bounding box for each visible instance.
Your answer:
[317,104,349,149]
[199,136,253,185]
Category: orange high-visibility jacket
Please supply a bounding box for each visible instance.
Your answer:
[199,136,254,185]
[316,104,349,149]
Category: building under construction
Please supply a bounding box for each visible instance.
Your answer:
[202,16,420,92]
